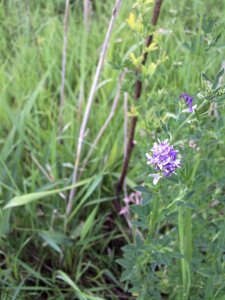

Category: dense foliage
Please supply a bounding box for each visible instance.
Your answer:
[0,0,225,299]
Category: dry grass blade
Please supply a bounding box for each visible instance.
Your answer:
[58,0,71,132]
[30,153,66,200]
[67,0,123,215]
[80,71,126,176]
[83,0,92,31]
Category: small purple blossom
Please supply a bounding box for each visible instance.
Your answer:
[189,139,197,149]
[180,93,196,113]
[146,139,181,185]
[119,192,142,215]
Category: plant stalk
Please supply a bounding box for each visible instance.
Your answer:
[116,0,163,204]
[149,196,160,237]
[58,0,71,132]
[178,206,191,300]
[67,0,123,216]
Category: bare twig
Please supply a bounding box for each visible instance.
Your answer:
[79,71,126,176]
[116,0,163,202]
[59,0,71,131]
[67,0,123,215]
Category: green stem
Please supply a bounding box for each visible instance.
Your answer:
[178,206,186,299]
[172,99,207,143]
[178,206,192,300]
[149,196,160,237]
[184,208,192,263]
[196,1,204,54]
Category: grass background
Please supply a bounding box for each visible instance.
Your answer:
[0,0,225,299]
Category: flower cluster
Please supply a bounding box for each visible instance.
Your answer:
[146,139,181,185]
[119,192,142,215]
[180,93,196,113]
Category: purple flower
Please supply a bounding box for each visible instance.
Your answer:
[180,93,196,113]
[146,139,181,184]
[119,192,142,215]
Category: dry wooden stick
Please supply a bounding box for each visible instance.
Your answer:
[66,0,123,215]
[59,0,71,131]
[116,0,163,201]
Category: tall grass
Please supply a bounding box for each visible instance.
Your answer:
[0,0,225,299]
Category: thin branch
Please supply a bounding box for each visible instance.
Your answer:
[58,0,71,131]
[116,0,163,202]
[67,0,123,215]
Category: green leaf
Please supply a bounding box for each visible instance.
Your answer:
[38,231,73,255]
[184,190,195,200]
[214,93,225,102]
[116,258,132,269]
[56,271,104,300]
[121,269,132,282]
[80,206,98,240]
[200,73,213,92]
[212,68,224,89]
[4,178,92,209]
[132,220,148,229]
[176,201,196,209]
[68,174,103,222]
[214,85,225,97]
[56,270,80,292]
[215,297,225,300]
[18,259,53,286]
[134,186,149,193]
[122,244,137,253]
[142,194,152,205]
[38,232,62,255]
[135,235,144,248]
[130,204,147,217]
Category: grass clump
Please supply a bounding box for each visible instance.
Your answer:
[0,0,225,299]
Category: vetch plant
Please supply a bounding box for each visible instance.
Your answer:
[117,67,225,299]
[1,1,225,299]
[113,3,225,299]
[119,192,142,216]
[116,0,164,202]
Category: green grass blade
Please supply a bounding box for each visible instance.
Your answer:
[4,178,92,209]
